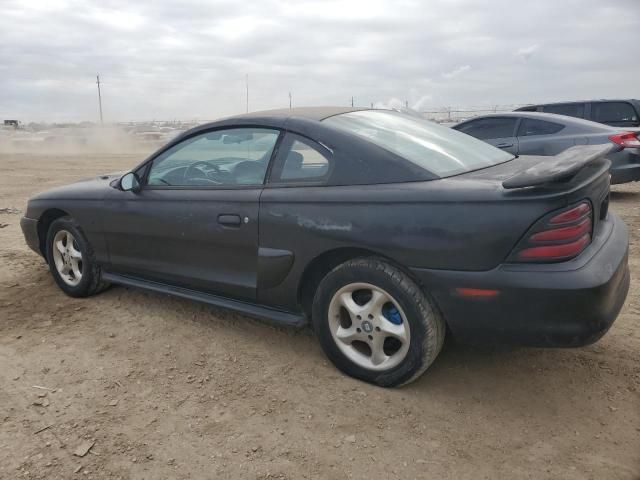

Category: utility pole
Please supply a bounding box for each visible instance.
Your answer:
[289,92,292,109]
[96,74,104,125]
[405,100,409,109]
[351,96,354,107]
[245,74,249,113]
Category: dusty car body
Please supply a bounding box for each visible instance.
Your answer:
[21,107,630,386]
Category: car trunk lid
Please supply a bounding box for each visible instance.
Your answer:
[444,144,612,265]
[501,144,612,189]
[458,145,611,223]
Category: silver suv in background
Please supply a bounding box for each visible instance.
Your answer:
[453,112,640,184]
[516,100,640,128]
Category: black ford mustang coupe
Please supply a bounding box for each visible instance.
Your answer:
[21,107,630,387]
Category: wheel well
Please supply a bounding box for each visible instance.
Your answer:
[37,208,69,259]
[297,247,446,326]
[298,247,392,318]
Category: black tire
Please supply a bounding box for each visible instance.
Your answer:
[312,257,445,387]
[46,216,110,298]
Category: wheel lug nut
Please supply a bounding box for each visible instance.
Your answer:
[368,335,373,340]
[356,327,361,333]
[375,327,381,332]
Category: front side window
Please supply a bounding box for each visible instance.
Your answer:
[455,117,518,140]
[543,103,585,119]
[147,128,279,187]
[324,110,513,177]
[517,118,565,136]
[592,102,638,126]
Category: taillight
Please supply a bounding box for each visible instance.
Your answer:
[511,201,593,262]
[609,132,640,149]
[548,202,590,224]
[530,218,591,241]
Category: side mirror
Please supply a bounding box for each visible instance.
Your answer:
[120,172,141,193]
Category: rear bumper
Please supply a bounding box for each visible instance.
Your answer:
[410,213,630,347]
[20,216,42,256]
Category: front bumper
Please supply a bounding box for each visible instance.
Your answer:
[410,213,630,347]
[20,216,42,256]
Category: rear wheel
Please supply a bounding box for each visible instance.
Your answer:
[46,217,109,297]
[312,257,445,387]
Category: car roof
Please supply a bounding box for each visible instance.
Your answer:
[458,111,615,131]
[226,106,369,122]
[184,107,371,134]
[522,99,639,106]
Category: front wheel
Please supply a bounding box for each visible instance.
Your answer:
[312,258,445,387]
[46,217,110,297]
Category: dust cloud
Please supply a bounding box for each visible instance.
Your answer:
[0,123,193,156]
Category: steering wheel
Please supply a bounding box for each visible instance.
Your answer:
[183,161,223,184]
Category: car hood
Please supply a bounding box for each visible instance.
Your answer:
[30,171,125,201]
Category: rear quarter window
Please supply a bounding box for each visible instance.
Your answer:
[277,137,330,182]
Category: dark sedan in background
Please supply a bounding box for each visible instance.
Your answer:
[453,112,640,184]
[20,108,630,387]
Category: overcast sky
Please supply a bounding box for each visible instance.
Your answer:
[1,0,639,122]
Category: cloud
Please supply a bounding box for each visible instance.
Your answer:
[516,44,540,61]
[442,65,471,79]
[0,0,638,121]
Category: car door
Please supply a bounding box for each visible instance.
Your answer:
[515,117,569,156]
[257,133,333,309]
[102,127,282,300]
[454,117,519,154]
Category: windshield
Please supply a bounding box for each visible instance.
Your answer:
[323,110,514,177]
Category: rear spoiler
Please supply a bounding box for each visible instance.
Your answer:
[502,144,613,189]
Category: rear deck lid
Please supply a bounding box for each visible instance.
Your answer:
[453,143,612,242]
[502,144,613,189]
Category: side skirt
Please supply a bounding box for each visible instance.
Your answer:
[102,272,307,328]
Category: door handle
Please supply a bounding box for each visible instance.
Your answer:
[496,143,513,148]
[218,214,242,226]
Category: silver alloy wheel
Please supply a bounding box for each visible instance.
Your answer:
[52,230,83,287]
[328,282,410,371]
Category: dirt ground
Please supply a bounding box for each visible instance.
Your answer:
[0,150,638,480]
